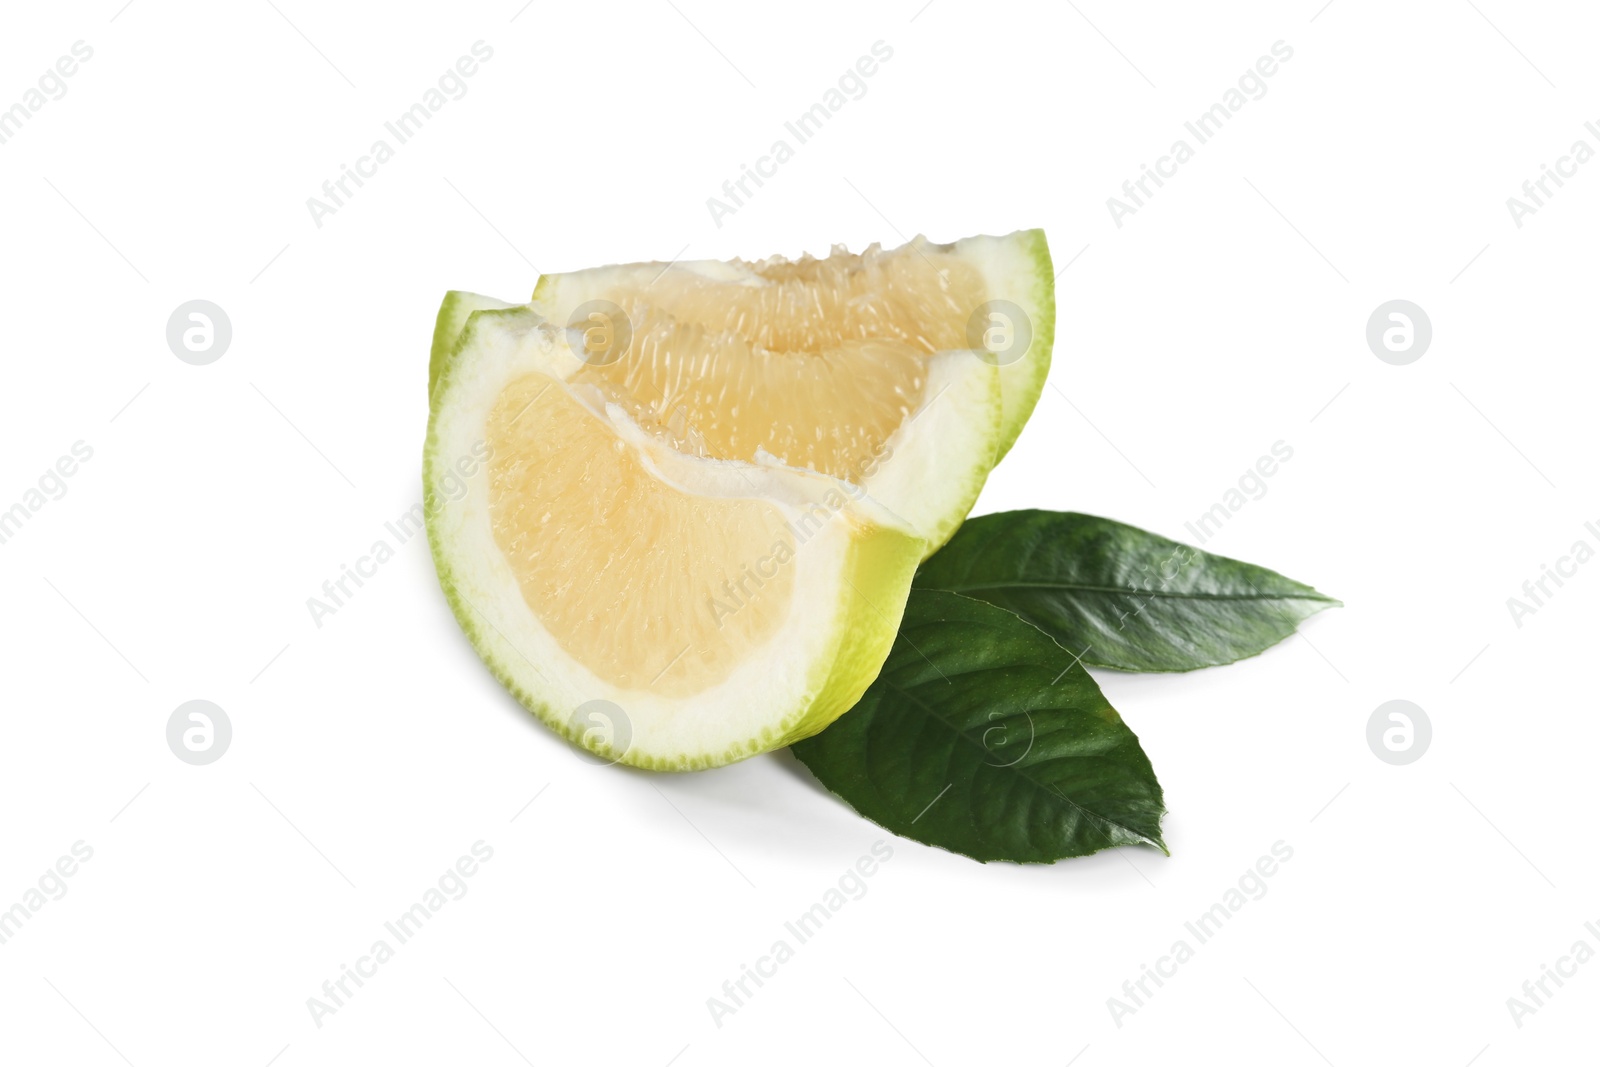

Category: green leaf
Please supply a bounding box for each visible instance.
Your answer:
[791,588,1166,863]
[913,510,1340,673]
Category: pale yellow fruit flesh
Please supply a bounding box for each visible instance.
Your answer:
[484,371,796,699]
[557,239,989,482]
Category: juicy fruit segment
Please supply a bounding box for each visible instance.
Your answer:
[522,230,1054,549]
[557,239,987,482]
[485,372,794,698]
[427,308,927,769]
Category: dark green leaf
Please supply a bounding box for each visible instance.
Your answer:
[913,510,1339,673]
[792,589,1165,863]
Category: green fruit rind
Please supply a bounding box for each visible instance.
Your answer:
[953,228,1056,461]
[425,307,927,770]
[772,520,925,752]
[429,291,513,401]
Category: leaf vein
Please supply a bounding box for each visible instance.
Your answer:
[926,581,1329,602]
[885,682,1154,845]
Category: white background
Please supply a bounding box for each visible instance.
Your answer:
[1,1,1595,1064]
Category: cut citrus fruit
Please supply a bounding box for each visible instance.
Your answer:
[425,231,1053,769]
[432,230,1054,551]
[428,308,926,769]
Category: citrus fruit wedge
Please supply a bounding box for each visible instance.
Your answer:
[432,229,1054,551]
[427,307,927,770]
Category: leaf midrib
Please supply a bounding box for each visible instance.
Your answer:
[926,579,1331,602]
